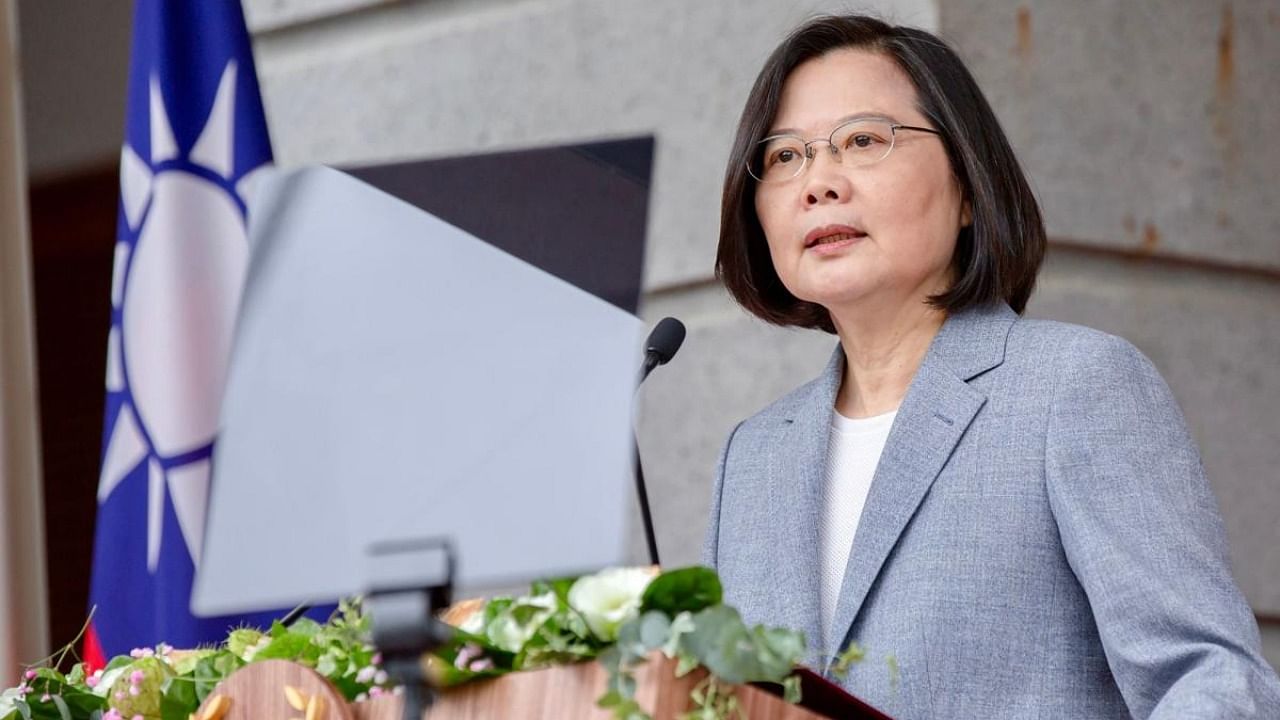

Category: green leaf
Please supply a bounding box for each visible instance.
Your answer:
[674,653,700,678]
[831,642,865,679]
[640,567,722,616]
[170,650,215,676]
[751,626,805,678]
[530,576,578,604]
[678,605,803,686]
[782,674,803,704]
[192,657,223,703]
[56,691,105,718]
[49,695,70,720]
[101,657,132,673]
[679,605,755,684]
[253,633,311,662]
[159,675,197,720]
[315,654,338,677]
[636,612,671,652]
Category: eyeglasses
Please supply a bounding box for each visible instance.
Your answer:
[747,117,942,183]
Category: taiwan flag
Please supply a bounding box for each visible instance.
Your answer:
[86,0,327,664]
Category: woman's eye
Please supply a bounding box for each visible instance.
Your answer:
[770,148,799,166]
[847,133,880,149]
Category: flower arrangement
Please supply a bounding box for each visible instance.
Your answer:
[2,566,805,720]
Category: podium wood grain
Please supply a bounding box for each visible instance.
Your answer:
[196,656,827,720]
[195,659,354,720]
[356,654,825,720]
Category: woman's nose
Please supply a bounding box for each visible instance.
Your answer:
[801,148,852,207]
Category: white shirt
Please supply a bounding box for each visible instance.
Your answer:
[818,407,898,641]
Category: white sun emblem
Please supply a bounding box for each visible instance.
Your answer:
[98,60,270,572]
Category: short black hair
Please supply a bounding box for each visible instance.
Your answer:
[716,14,1045,333]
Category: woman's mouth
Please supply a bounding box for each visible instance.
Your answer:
[804,225,867,252]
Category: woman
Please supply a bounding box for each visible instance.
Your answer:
[702,14,1280,719]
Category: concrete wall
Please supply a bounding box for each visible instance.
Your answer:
[243,0,1279,663]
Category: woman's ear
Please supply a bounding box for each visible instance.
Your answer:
[961,198,973,228]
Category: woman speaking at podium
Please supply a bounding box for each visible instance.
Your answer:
[701,14,1280,719]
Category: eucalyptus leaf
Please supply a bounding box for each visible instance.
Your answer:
[637,612,671,651]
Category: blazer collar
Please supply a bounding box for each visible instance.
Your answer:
[765,302,1018,670]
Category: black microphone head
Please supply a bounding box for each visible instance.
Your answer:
[645,317,686,365]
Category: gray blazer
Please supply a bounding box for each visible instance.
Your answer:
[703,302,1280,719]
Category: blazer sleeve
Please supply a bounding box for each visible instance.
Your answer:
[1045,331,1280,718]
[701,421,743,570]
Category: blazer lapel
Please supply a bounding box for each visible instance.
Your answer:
[767,349,842,668]
[823,304,1017,664]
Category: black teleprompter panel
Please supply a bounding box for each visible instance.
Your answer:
[347,136,653,314]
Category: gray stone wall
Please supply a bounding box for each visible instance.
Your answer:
[246,0,1279,667]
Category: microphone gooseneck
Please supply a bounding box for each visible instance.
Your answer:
[634,317,686,568]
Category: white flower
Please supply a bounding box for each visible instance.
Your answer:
[0,687,24,717]
[486,592,557,653]
[568,567,653,642]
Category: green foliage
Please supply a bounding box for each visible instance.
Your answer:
[3,599,389,720]
[830,641,866,679]
[640,567,722,616]
[5,570,809,720]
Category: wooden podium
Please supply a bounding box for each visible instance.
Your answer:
[191,657,892,720]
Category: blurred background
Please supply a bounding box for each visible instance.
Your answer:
[3,0,1277,670]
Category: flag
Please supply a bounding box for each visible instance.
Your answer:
[86,0,318,664]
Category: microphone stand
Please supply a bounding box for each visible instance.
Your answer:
[633,317,685,568]
[634,354,663,567]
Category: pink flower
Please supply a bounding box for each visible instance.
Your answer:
[41,694,51,702]
[369,686,384,698]
[128,648,154,659]
[371,653,383,665]
[129,685,140,697]
[103,709,123,720]
[114,691,125,700]
[355,666,376,684]
[23,670,36,680]
[86,675,100,689]
[133,715,144,720]
[468,658,494,672]
[130,670,145,685]
[453,644,481,670]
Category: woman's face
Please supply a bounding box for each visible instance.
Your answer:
[753,48,968,315]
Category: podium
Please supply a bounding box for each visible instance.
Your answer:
[190,657,891,720]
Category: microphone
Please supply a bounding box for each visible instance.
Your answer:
[638,316,686,385]
[633,317,686,568]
